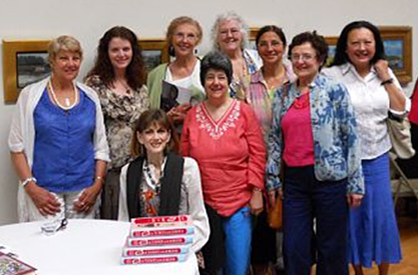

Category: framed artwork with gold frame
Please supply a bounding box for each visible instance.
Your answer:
[379,26,412,84]
[324,36,338,67]
[138,39,169,73]
[2,40,50,103]
[249,27,260,49]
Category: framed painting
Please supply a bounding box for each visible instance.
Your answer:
[138,39,169,73]
[324,36,338,67]
[2,40,50,103]
[379,26,412,84]
[249,27,260,50]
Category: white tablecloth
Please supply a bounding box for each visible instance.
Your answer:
[0,219,198,275]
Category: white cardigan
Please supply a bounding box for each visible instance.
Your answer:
[8,76,109,164]
[8,76,110,222]
[118,157,210,253]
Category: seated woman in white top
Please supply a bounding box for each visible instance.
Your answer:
[118,108,209,253]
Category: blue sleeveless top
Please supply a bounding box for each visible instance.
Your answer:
[32,88,96,193]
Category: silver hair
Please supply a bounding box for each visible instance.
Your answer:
[211,11,250,51]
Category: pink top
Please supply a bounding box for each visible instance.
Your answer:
[281,93,315,167]
[409,80,418,126]
[181,99,266,217]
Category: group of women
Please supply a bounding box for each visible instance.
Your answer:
[8,10,409,275]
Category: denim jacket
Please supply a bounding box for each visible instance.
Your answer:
[266,74,365,195]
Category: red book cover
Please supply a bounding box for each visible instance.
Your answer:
[121,254,188,265]
[130,225,194,238]
[0,252,37,275]
[126,235,193,247]
[122,245,190,257]
[130,215,191,227]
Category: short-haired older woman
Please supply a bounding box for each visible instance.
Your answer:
[182,51,266,275]
[9,36,109,222]
[212,11,262,100]
[323,20,406,275]
[266,32,364,275]
[85,26,149,220]
[147,16,205,123]
[118,108,209,253]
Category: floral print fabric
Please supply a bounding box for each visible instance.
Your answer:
[266,74,364,195]
[85,75,149,169]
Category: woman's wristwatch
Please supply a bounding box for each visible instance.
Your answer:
[381,78,394,86]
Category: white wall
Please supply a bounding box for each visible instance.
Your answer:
[0,0,416,224]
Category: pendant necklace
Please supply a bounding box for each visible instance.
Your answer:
[48,80,78,110]
[116,78,131,95]
[143,159,166,194]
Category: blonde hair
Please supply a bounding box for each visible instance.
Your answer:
[48,35,83,64]
[166,16,203,47]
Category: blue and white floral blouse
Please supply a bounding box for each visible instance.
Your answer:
[266,74,365,195]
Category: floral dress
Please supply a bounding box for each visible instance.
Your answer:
[85,75,149,219]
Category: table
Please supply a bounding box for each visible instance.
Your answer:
[0,219,198,275]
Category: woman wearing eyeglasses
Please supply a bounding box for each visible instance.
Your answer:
[266,31,364,275]
[147,16,205,124]
[211,11,262,100]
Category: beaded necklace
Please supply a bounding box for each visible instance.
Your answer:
[48,80,78,110]
[142,158,166,194]
[294,92,310,109]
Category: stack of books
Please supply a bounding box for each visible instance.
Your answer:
[121,215,194,265]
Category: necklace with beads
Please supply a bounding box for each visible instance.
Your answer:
[143,159,166,194]
[294,92,310,109]
[48,80,78,110]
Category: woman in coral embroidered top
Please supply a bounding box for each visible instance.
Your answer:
[182,51,266,275]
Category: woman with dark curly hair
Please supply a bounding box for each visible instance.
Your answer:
[85,26,149,220]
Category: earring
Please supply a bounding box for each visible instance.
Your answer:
[168,46,175,57]
[194,48,198,55]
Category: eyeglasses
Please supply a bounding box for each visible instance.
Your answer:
[258,40,283,48]
[220,29,240,37]
[174,32,197,41]
[290,54,316,62]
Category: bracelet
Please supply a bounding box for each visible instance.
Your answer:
[381,78,394,86]
[21,177,36,188]
[94,176,104,183]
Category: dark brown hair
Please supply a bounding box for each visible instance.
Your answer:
[255,25,287,47]
[330,20,385,67]
[288,31,328,69]
[86,26,146,90]
[131,109,179,157]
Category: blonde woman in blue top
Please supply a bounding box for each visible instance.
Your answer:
[9,36,109,222]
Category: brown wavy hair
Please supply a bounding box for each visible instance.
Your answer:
[86,26,146,90]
